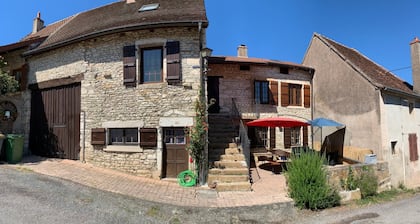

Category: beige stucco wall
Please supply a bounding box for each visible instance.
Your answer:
[27,27,204,178]
[380,93,420,187]
[303,36,383,158]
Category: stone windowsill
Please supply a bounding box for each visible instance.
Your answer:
[104,145,142,153]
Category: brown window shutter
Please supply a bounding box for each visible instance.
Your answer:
[20,64,28,91]
[281,82,289,107]
[140,128,157,147]
[91,128,106,145]
[270,127,276,149]
[303,126,308,146]
[123,45,136,87]
[304,85,311,108]
[409,133,418,161]
[284,127,291,148]
[269,81,278,105]
[166,41,181,83]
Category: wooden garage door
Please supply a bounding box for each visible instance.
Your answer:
[163,128,188,178]
[29,83,81,160]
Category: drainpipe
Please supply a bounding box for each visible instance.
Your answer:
[82,110,86,163]
[402,132,406,185]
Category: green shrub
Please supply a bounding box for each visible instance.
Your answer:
[285,149,340,210]
[0,56,18,95]
[340,166,358,191]
[356,166,378,198]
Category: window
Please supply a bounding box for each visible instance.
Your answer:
[290,127,301,146]
[240,65,250,71]
[255,80,269,104]
[164,128,186,144]
[123,41,181,87]
[109,128,138,145]
[289,84,302,106]
[391,141,397,155]
[280,67,289,74]
[139,3,159,12]
[11,64,28,91]
[141,47,163,83]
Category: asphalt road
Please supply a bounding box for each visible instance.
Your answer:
[294,194,420,224]
[2,164,420,224]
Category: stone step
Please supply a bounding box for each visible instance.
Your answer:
[207,174,249,184]
[208,168,249,175]
[214,160,247,169]
[225,147,240,155]
[215,182,251,192]
[220,154,245,161]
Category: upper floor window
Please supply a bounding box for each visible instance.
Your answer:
[123,40,180,87]
[141,47,163,83]
[289,84,302,106]
[281,82,311,108]
[254,80,269,104]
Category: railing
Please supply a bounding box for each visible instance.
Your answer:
[231,98,251,168]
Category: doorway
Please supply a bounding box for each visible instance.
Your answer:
[162,128,188,178]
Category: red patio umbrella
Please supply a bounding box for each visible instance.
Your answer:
[246,117,309,128]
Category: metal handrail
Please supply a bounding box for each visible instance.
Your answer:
[230,98,251,168]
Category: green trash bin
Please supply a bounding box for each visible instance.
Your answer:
[5,134,24,164]
[0,134,5,160]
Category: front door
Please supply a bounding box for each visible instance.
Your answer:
[207,76,220,113]
[163,128,188,178]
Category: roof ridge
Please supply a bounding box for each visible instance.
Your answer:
[314,33,414,95]
[37,14,79,48]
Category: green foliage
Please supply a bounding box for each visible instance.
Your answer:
[340,166,358,191]
[0,56,18,95]
[356,166,378,198]
[285,149,340,210]
[186,96,207,180]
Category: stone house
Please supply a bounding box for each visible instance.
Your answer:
[0,0,208,179]
[303,33,420,187]
[207,45,314,161]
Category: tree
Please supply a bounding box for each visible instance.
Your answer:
[0,56,19,95]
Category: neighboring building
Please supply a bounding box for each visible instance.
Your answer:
[303,33,420,187]
[0,0,208,179]
[207,45,314,158]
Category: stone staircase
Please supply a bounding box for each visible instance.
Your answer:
[207,143,251,192]
[208,113,237,164]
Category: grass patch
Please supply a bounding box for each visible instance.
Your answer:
[357,187,418,206]
[146,206,161,217]
[15,166,33,172]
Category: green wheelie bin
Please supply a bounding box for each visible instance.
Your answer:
[5,134,24,164]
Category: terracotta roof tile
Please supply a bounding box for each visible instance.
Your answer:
[316,33,414,95]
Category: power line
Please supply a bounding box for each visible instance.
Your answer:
[389,66,411,72]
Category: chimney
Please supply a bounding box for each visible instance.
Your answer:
[126,0,136,3]
[237,44,248,58]
[410,37,420,93]
[32,12,44,34]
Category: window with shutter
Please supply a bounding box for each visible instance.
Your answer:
[91,128,106,145]
[304,85,311,108]
[289,84,302,106]
[303,126,308,146]
[123,45,137,87]
[166,41,181,84]
[109,128,138,145]
[284,127,291,148]
[140,128,157,147]
[254,80,269,104]
[141,47,163,83]
[281,82,289,107]
[409,133,418,161]
[269,81,278,105]
[270,127,276,149]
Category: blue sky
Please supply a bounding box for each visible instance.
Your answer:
[1,0,420,84]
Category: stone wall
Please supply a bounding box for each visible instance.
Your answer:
[28,27,204,177]
[327,162,391,192]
